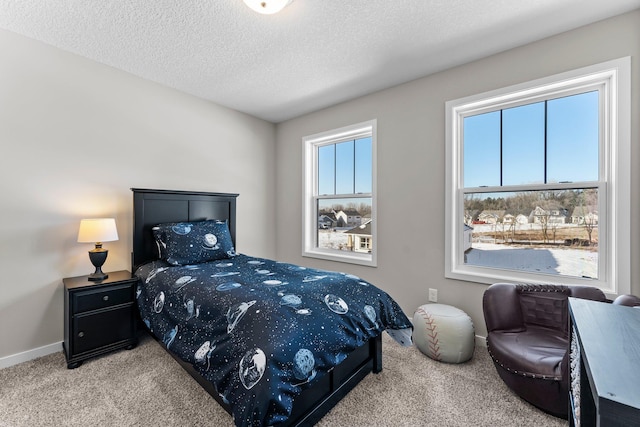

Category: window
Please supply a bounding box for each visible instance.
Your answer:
[445,58,630,296]
[303,120,377,266]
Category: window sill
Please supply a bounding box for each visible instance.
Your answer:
[302,248,376,267]
[446,264,622,299]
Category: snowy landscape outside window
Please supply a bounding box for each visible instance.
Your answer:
[303,120,377,266]
[445,58,630,296]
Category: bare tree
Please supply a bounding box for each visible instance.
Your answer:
[508,221,516,243]
[539,211,550,244]
[584,215,595,244]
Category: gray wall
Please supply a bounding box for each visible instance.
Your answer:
[275,10,640,337]
[0,29,276,360]
[1,10,638,362]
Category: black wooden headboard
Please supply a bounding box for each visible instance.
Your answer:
[131,188,239,272]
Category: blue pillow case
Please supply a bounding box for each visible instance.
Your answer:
[152,219,236,266]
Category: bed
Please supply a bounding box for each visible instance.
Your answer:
[131,188,412,426]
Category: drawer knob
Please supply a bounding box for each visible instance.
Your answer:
[78,331,85,338]
[103,295,109,301]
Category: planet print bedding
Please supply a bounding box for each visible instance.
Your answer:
[135,254,412,427]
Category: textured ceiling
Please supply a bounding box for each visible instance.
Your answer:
[1,0,639,123]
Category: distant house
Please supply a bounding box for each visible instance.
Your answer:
[478,210,505,224]
[318,213,337,229]
[503,214,515,224]
[464,210,481,225]
[530,206,568,224]
[515,214,529,225]
[344,220,372,253]
[571,206,599,225]
[335,209,362,228]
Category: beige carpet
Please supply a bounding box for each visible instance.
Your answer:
[0,333,564,426]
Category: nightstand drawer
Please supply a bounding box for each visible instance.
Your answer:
[73,283,133,313]
[72,304,135,354]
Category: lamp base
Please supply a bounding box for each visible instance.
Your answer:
[88,247,109,281]
[88,269,109,281]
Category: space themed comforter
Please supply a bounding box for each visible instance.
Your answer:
[135,254,412,427]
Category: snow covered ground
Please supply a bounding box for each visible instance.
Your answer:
[318,228,598,279]
[466,242,598,279]
[318,229,349,250]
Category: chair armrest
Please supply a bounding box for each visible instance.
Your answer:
[483,283,524,333]
[613,294,640,307]
[568,285,607,302]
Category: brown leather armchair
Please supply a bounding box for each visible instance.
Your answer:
[483,283,606,418]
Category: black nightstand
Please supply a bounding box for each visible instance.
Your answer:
[63,270,139,369]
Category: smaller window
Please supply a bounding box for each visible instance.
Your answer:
[303,120,377,266]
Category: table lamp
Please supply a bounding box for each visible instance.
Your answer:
[77,218,119,281]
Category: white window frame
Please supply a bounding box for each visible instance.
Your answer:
[445,58,630,298]
[303,120,377,266]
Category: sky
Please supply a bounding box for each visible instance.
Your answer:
[463,90,599,188]
[316,92,598,196]
[318,136,372,199]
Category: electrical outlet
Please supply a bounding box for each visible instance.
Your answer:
[428,288,438,302]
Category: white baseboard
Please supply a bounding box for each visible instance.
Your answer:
[1,336,485,369]
[0,342,62,370]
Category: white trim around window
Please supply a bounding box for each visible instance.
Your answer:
[303,120,377,266]
[445,58,630,298]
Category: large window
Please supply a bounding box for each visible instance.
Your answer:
[303,120,377,266]
[445,58,630,296]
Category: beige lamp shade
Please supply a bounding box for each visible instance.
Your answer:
[243,0,293,14]
[77,218,119,243]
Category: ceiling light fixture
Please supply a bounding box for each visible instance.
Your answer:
[243,0,293,15]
